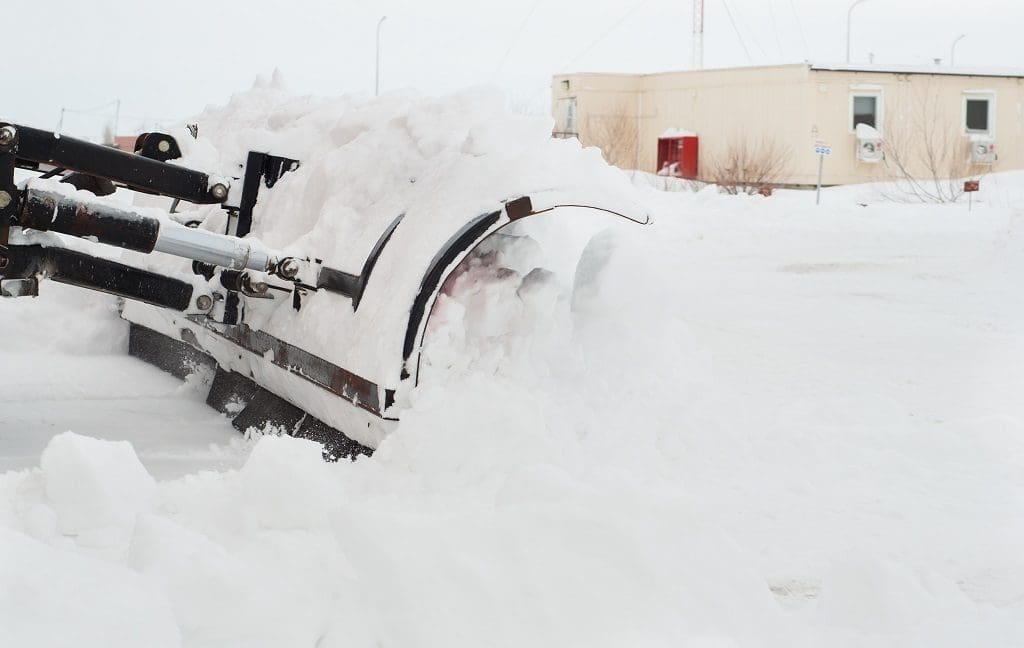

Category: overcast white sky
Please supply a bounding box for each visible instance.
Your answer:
[6,0,1023,138]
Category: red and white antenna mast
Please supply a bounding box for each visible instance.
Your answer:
[692,0,704,69]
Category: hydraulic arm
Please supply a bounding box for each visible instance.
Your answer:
[0,121,359,319]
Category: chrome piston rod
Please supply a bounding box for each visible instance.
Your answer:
[18,188,274,272]
[154,224,272,272]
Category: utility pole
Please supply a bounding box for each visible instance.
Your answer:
[845,0,870,63]
[692,0,704,69]
[375,16,387,96]
[950,34,966,67]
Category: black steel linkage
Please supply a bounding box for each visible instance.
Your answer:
[7,123,226,204]
[235,151,299,237]
[223,287,242,325]
[316,213,404,309]
[0,245,195,311]
[18,188,160,253]
[133,133,182,162]
[60,172,116,196]
[314,266,359,297]
[0,123,18,230]
[223,151,299,324]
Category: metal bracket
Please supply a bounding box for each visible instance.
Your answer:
[0,277,38,297]
[0,122,19,234]
[9,122,227,204]
[0,245,196,311]
[222,151,299,324]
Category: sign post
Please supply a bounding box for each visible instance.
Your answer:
[964,179,979,212]
[814,142,832,205]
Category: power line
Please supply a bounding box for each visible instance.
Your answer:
[525,0,649,109]
[61,100,120,116]
[492,0,544,78]
[561,0,650,71]
[788,0,810,60]
[720,0,753,64]
[767,0,785,60]
[730,0,770,60]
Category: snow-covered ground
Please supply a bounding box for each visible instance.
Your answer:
[2,87,1024,645]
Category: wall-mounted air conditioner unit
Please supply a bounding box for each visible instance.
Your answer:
[970,136,996,165]
[855,123,883,163]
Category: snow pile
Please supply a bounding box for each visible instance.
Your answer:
[660,127,697,138]
[119,73,648,400]
[180,72,641,267]
[0,281,245,476]
[2,82,1024,646]
[40,433,156,539]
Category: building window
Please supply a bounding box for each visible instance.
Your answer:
[964,97,992,134]
[554,97,577,137]
[851,95,879,130]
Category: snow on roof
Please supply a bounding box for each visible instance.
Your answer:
[810,62,1024,78]
[660,128,696,138]
[557,62,1024,83]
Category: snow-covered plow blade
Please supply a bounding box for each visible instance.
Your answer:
[0,118,646,458]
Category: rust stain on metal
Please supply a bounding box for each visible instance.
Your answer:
[203,323,390,417]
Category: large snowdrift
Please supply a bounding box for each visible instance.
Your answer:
[2,81,1024,646]
[126,73,645,396]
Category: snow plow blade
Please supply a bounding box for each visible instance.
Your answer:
[0,120,647,457]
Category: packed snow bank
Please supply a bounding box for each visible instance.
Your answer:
[3,81,1024,646]
[0,282,246,477]
[41,432,156,537]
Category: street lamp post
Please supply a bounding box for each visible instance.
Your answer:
[375,15,387,97]
[845,0,870,63]
[950,33,966,67]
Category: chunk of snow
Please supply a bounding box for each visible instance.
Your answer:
[40,432,156,536]
[660,127,697,138]
[239,435,340,530]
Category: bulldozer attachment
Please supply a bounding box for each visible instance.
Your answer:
[0,120,647,459]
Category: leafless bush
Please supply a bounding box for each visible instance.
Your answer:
[581,108,639,170]
[705,136,792,195]
[878,85,986,203]
[630,171,705,193]
[506,92,545,117]
[101,122,115,146]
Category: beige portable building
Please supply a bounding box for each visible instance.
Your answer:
[551,63,1024,187]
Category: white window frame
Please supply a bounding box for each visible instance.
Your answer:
[962,91,995,137]
[849,90,883,135]
[555,97,577,134]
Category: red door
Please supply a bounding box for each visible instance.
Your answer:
[656,135,698,179]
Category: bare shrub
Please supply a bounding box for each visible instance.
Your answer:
[101,122,115,146]
[878,84,986,203]
[506,92,545,117]
[581,107,639,170]
[704,136,792,195]
[631,171,705,193]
